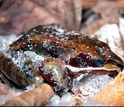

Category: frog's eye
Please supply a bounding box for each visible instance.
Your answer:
[91,59,107,67]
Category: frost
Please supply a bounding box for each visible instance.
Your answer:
[46,74,113,106]
[77,75,113,106]
[46,94,60,106]
[0,34,19,57]
[46,93,76,106]
[12,51,45,72]
[55,28,65,35]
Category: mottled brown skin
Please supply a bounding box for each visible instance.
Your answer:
[0,25,124,93]
[9,25,124,69]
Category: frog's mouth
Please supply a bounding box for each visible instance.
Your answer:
[66,64,119,78]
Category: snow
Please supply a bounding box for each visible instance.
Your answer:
[0,34,19,57]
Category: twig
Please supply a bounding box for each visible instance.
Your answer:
[2,83,54,106]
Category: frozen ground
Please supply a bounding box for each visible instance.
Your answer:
[46,74,112,106]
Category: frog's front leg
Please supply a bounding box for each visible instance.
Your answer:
[39,58,73,95]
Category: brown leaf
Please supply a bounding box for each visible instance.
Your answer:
[0,0,82,35]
